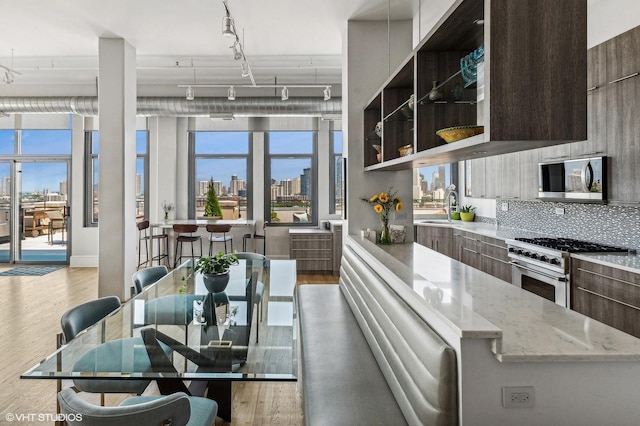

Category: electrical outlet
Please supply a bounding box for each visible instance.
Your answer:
[501,202,509,212]
[502,386,535,408]
[555,207,565,215]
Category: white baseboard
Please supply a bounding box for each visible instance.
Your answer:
[69,255,98,267]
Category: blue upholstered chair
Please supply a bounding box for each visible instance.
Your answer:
[131,265,169,295]
[59,296,152,397]
[58,388,218,426]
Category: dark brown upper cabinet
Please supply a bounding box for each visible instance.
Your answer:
[364,0,587,171]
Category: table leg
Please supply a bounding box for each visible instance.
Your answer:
[207,380,232,422]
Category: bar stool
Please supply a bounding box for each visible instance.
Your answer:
[206,224,233,255]
[242,221,267,254]
[137,220,169,269]
[173,224,202,268]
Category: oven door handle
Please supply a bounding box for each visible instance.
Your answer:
[510,261,567,282]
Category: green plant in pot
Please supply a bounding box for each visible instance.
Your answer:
[193,251,239,293]
[459,205,476,222]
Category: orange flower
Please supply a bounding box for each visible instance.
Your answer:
[395,202,403,211]
[369,194,378,202]
[374,204,383,213]
[379,192,389,203]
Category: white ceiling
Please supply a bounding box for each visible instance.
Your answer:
[0,0,414,95]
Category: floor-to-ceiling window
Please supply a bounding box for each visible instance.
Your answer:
[190,131,251,219]
[85,130,149,225]
[0,124,72,263]
[265,131,317,225]
[330,130,343,215]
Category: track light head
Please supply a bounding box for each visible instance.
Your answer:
[231,42,242,60]
[3,71,14,84]
[281,86,289,101]
[222,15,235,37]
[241,62,250,77]
[186,85,195,101]
[323,86,331,101]
[228,86,236,100]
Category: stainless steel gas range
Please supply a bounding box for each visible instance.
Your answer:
[505,237,633,307]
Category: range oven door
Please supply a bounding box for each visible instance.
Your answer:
[511,261,569,307]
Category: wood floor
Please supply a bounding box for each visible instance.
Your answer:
[0,266,337,425]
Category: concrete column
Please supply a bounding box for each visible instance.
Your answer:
[98,37,137,299]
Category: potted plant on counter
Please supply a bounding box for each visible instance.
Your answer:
[459,205,476,222]
[193,251,239,293]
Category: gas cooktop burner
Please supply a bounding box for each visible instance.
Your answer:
[514,237,632,253]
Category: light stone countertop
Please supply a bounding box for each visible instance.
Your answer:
[351,235,640,362]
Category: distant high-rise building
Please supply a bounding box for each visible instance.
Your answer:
[292,177,301,195]
[300,168,311,197]
[412,169,423,200]
[59,180,68,196]
[281,179,293,196]
[135,174,141,197]
[2,176,10,196]
[229,175,245,195]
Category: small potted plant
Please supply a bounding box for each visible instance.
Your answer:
[459,205,476,222]
[193,251,239,293]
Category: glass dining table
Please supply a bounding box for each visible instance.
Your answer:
[21,258,298,422]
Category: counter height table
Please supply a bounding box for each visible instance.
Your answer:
[22,258,297,422]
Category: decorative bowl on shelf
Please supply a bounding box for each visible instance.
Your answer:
[436,125,484,143]
[398,144,413,156]
[374,121,382,137]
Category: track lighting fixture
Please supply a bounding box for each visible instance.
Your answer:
[186,85,195,101]
[323,86,331,101]
[241,62,250,77]
[281,86,289,101]
[3,71,14,85]
[228,86,236,100]
[222,15,235,37]
[231,42,242,60]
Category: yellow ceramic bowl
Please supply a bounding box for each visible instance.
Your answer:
[398,145,414,156]
[436,125,484,143]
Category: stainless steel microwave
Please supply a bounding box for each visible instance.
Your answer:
[538,156,607,202]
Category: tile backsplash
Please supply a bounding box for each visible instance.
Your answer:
[494,200,640,250]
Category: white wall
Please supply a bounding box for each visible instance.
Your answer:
[345,20,414,239]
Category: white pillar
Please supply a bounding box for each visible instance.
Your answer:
[98,37,137,299]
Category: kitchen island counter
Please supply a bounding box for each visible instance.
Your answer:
[341,235,640,424]
[352,236,640,362]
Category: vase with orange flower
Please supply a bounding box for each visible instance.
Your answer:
[362,187,402,245]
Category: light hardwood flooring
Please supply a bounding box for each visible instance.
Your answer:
[0,266,337,425]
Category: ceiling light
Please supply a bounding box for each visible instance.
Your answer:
[186,85,195,101]
[281,86,289,101]
[323,86,331,101]
[210,113,235,121]
[3,71,14,85]
[241,62,250,77]
[222,15,235,37]
[231,42,242,60]
[228,86,236,100]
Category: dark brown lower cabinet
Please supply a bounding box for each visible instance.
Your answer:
[416,225,453,257]
[480,236,512,283]
[571,258,640,339]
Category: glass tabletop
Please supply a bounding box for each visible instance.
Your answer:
[22,259,298,382]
